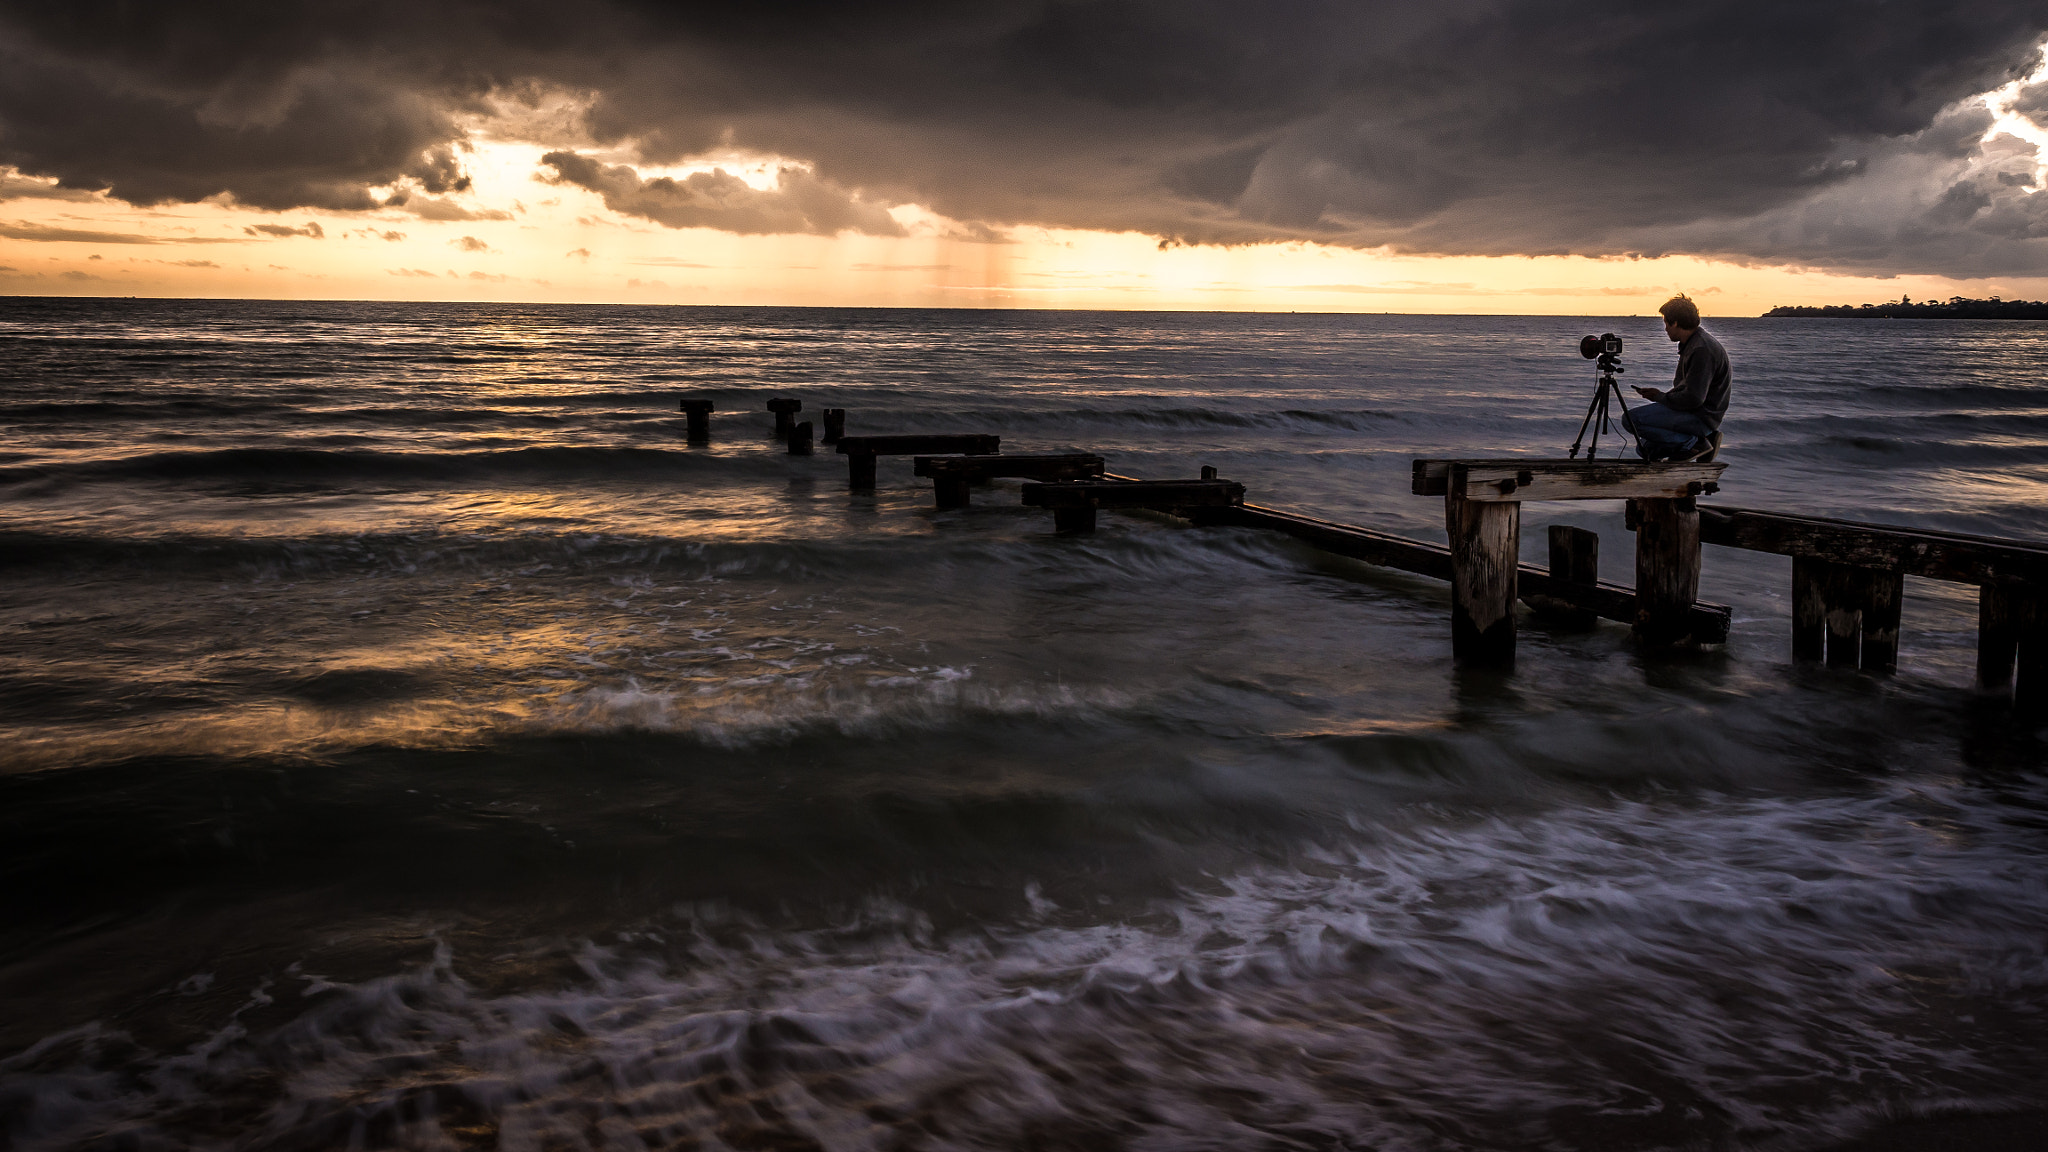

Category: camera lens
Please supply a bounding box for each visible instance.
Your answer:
[1579,335,1603,359]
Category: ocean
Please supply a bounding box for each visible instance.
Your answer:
[2,297,2046,1151]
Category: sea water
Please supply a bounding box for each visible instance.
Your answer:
[2,298,2046,1150]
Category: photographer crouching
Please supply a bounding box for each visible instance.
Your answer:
[1623,294,1729,462]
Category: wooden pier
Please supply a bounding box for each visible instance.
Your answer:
[675,393,2047,707]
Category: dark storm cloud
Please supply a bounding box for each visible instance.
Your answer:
[1,2,2045,272]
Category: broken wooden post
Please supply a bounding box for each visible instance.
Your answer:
[788,420,813,456]
[835,434,1001,491]
[1447,490,1519,664]
[1631,497,1703,647]
[913,453,1105,510]
[822,408,845,445]
[767,397,802,438]
[1201,465,1218,480]
[1021,478,1244,535]
[679,398,714,442]
[1415,458,1726,664]
[1527,525,1599,626]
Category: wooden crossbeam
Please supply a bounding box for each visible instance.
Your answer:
[1697,505,2048,586]
[913,453,1104,480]
[1413,458,1726,502]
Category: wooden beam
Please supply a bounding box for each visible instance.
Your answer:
[1697,506,2048,586]
[1021,479,1245,510]
[913,453,1105,480]
[836,434,1001,457]
[1412,458,1725,502]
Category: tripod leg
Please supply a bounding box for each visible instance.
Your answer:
[1569,393,1603,458]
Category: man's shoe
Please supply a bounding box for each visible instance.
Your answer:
[1681,431,1724,464]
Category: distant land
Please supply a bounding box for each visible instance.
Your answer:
[1764,297,2048,319]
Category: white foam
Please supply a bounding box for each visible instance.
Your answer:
[8,778,2046,1151]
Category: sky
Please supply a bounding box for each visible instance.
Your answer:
[3,1,2048,315]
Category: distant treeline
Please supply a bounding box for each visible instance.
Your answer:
[1764,297,2048,319]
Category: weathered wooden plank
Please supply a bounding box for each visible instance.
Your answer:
[836,434,1001,457]
[1022,479,1245,510]
[1633,498,1704,645]
[913,453,1104,480]
[1448,493,1518,664]
[1413,458,1724,502]
[1697,506,2048,586]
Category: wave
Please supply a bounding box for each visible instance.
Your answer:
[0,444,756,489]
[5,778,2044,1151]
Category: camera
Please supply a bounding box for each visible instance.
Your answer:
[1579,333,1623,359]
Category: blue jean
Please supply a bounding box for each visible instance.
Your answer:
[1622,401,1714,458]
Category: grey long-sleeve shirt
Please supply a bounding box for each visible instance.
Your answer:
[1660,327,1732,430]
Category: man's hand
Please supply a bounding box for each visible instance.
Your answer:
[1633,385,1664,401]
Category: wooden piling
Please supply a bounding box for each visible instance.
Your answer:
[934,476,971,508]
[1054,507,1097,534]
[1200,465,1218,480]
[2017,588,2048,711]
[1980,579,2020,692]
[1631,497,1702,646]
[788,421,814,456]
[1529,525,1599,626]
[1791,555,1827,662]
[1822,561,1863,668]
[1862,568,1904,673]
[767,397,802,437]
[1446,491,1519,664]
[822,408,845,445]
[679,398,714,442]
[847,451,878,490]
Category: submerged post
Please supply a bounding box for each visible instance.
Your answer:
[822,408,845,445]
[680,398,714,442]
[789,421,814,456]
[1530,525,1599,627]
[767,397,802,438]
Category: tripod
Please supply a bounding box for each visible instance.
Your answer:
[1568,352,1634,459]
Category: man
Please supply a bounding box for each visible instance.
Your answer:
[1624,294,1730,461]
